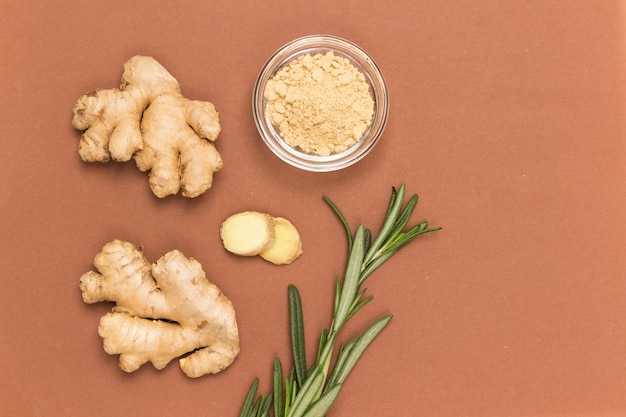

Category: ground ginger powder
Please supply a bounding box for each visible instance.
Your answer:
[264,51,375,157]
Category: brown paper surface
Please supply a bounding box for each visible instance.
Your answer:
[1,1,625,416]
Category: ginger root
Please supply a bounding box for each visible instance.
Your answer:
[220,211,302,265]
[72,55,222,198]
[80,240,239,378]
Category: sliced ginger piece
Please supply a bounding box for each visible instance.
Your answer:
[220,211,303,265]
[220,211,275,256]
[79,240,239,378]
[260,217,303,265]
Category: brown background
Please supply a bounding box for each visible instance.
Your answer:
[1,1,625,416]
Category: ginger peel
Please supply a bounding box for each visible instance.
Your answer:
[80,240,239,378]
[72,55,222,198]
[220,211,303,265]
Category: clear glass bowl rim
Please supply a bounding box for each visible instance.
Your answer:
[252,34,389,172]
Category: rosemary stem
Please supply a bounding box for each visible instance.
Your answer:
[237,184,440,417]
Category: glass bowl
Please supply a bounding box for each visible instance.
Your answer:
[252,35,389,172]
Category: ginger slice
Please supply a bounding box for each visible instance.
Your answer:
[260,217,303,265]
[79,240,239,378]
[220,211,303,265]
[72,55,222,198]
[220,211,275,256]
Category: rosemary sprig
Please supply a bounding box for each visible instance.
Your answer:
[238,185,440,417]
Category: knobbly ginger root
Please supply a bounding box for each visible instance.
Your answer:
[72,56,222,198]
[220,211,302,265]
[80,240,239,378]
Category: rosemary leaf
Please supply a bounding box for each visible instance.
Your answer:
[327,314,392,387]
[239,378,259,417]
[314,328,328,365]
[333,277,341,314]
[251,393,273,417]
[286,367,324,417]
[322,196,353,250]
[347,293,373,320]
[363,185,406,266]
[301,384,342,417]
[364,228,372,254]
[390,194,419,233]
[288,285,307,387]
[360,250,399,283]
[273,358,284,417]
[333,225,366,332]
[284,370,297,416]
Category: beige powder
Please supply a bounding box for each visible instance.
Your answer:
[264,51,375,156]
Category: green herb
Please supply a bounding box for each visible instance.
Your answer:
[239,185,440,417]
